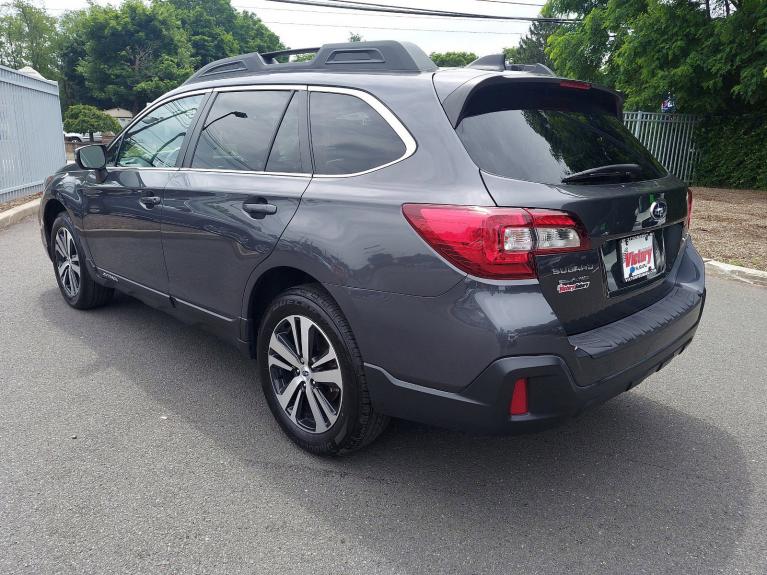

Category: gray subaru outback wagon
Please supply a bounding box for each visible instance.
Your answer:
[39,41,705,454]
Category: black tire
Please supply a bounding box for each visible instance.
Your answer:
[50,212,113,310]
[257,284,389,455]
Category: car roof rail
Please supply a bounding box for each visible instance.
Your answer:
[183,40,438,85]
[465,53,555,76]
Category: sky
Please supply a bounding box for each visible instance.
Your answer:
[38,0,542,56]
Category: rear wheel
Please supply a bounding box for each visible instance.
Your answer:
[51,212,113,309]
[257,285,389,455]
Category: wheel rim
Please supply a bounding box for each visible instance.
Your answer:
[54,227,80,298]
[268,314,343,434]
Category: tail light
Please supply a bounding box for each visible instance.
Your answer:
[402,204,589,280]
[684,189,693,235]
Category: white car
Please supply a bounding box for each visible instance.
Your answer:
[64,131,102,143]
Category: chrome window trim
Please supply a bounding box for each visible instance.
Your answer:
[213,84,307,93]
[308,85,417,178]
[178,167,311,178]
[124,83,416,178]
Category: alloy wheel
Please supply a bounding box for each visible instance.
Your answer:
[54,227,81,298]
[267,314,343,434]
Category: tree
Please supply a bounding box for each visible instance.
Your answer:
[66,0,194,113]
[0,0,59,79]
[545,0,767,113]
[429,51,477,67]
[349,32,363,42]
[63,104,122,142]
[504,5,557,72]
[164,0,284,67]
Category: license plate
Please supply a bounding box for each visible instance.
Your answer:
[620,233,655,281]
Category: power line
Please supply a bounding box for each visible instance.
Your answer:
[259,19,526,34]
[237,2,532,24]
[265,0,579,23]
[473,0,546,6]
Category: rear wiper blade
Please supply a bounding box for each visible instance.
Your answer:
[561,164,643,184]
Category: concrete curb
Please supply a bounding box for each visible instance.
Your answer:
[704,259,767,287]
[0,198,40,230]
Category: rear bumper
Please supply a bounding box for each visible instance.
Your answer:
[365,282,705,434]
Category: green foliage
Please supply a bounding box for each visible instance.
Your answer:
[57,0,284,112]
[694,114,767,190]
[63,104,122,140]
[429,51,477,68]
[546,0,767,114]
[348,32,363,42]
[0,0,59,79]
[60,0,193,113]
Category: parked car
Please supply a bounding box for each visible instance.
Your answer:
[64,131,102,143]
[39,41,705,455]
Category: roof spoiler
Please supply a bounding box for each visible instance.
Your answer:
[441,75,624,128]
[183,40,438,85]
[466,53,555,76]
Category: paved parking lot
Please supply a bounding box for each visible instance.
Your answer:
[2,217,766,574]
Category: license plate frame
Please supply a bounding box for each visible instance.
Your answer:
[620,232,656,282]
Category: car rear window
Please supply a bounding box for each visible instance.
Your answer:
[455,82,665,184]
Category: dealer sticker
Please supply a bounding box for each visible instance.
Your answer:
[621,233,655,281]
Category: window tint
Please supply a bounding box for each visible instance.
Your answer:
[192,91,293,172]
[265,94,303,173]
[310,92,406,175]
[455,84,665,185]
[116,95,203,168]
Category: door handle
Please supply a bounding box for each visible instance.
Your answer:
[139,196,161,208]
[242,200,277,217]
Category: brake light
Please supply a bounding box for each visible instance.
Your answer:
[559,80,591,90]
[402,204,589,280]
[684,189,693,235]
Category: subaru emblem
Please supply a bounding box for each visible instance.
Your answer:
[650,200,668,221]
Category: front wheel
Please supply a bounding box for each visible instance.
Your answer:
[50,212,113,309]
[257,285,389,455]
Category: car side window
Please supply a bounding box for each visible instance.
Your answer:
[115,95,203,168]
[191,90,295,172]
[309,91,406,175]
[265,94,302,174]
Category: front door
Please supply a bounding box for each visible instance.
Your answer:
[82,94,206,300]
[162,88,311,334]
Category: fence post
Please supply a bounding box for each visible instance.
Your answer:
[633,111,644,139]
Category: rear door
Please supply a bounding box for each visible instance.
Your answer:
[162,87,311,330]
[447,77,689,333]
[82,94,205,302]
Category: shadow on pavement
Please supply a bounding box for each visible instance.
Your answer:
[39,289,752,574]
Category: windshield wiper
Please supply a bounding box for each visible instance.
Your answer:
[561,163,643,184]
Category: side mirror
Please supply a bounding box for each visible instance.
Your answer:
[75,144,107,171]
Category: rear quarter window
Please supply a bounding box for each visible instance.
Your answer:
[455,82,665,185]
[309,91,406,175]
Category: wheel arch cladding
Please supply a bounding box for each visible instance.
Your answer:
[247,266,340,357]
[43,199,67,255]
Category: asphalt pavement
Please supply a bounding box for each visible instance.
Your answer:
[1,217,766,575]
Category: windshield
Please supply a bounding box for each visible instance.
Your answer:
[455,83,666,185]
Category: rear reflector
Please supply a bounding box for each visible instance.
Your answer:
[402,204,589,279]
[685,189,693,234]
[509,378,528,415]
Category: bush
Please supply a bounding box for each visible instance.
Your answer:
[63,104,122,141]
[694,115,767,190]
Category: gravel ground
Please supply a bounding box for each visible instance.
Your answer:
[690,187,767,271]
[0,193,41,213]
[1,217,766,575]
